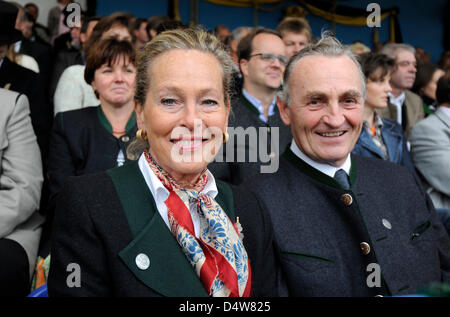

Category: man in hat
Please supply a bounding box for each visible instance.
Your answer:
[0,0,52,162]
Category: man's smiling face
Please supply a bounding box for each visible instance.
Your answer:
[279,54,364,167]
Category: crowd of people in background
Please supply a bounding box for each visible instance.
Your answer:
[1,0,450,298]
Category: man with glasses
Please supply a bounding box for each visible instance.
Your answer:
[378,44,424,139]
[209,28,291,184]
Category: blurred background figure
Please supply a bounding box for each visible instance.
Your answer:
[13,2,52,92]
[47,0,72,44]
[24,2,50,44]
[49,15,100,99]
[276,17,312,59]
[47,38,137,237]
[379,43,424,140]
[225,26,251,69]
[352,52,416,174]
[0,88,44,297]
[146,14,169,40]
[349,40,371,55]
[412,63,446,116]
[410,75,450,210]
[438,51,450,71]
[214,24,230,44]
[415,46,431,64]
[224,26,252,99]
[53,12,134,115]
[132,17,149,50]
[0,1,52,163]
[155,19,187,35]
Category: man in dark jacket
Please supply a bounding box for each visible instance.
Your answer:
[246,33,450,297]
[209,28,291,184]
[0,1,52,161]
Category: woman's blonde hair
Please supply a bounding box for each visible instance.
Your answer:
[128,26,235,160]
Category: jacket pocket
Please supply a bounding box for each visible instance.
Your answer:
[281,250,335,273]
[410,219,432,242]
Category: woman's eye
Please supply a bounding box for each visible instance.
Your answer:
[161,98,176,105]
[202,99,218,106]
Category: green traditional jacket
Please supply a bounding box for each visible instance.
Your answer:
[107,161,236,297]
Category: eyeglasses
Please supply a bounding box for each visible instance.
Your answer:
[249,53,288,66]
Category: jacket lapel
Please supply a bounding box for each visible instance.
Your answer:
[357,129,385,159]
[107,162,208,297]
[380,120,402,162]
[435,107,450,129]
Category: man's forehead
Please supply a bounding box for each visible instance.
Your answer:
[288,55,363,96]
[253,33,284,49]
[292,55,361,81]
[395,49,415,61]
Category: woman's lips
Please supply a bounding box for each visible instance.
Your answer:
[171,137,209,150]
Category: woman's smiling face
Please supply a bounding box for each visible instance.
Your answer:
[136,49,230,183]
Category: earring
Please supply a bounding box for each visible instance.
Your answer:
[136,129,148,141]
[223,130,229,143]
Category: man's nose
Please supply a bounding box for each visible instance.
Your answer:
[323,102,346,127]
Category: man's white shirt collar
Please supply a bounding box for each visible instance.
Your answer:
[388,92,406,125]
[138,153,218,237]
[290,140,351,177]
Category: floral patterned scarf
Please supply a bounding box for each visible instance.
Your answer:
[144,151,251,297]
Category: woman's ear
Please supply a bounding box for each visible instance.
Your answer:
[224,100,231,129]
[134,102,146,130]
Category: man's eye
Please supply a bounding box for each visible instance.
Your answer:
[342,99,358,106]
[308,100,322,106]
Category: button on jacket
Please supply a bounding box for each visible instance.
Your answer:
[246,147,450,296]
[48,161,279,297]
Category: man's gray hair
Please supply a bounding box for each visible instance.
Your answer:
[230,26,252,42]
[278,31,366,105]
[380,43,415,60]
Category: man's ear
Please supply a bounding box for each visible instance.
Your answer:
[277,96,291,126]
[239,59,249,77]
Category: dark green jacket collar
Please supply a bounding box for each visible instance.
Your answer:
[97,106,136,134]
[282,147,357,190]
[107,161,235,297]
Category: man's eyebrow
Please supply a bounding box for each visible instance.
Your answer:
[304,91,327,100]
[340,90,363,99]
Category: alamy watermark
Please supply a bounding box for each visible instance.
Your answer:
[169,119,280,174]
[65,2,82,28]
[367,3,381,28]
